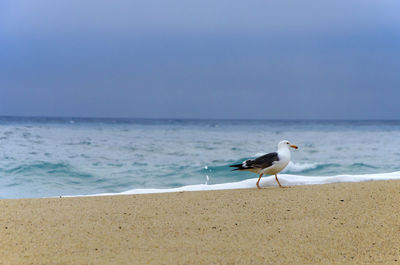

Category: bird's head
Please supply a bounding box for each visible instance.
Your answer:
[278,140,298,150]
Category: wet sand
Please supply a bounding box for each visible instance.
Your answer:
[1,180,400,264]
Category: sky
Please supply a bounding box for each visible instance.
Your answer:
[1,0,400,119]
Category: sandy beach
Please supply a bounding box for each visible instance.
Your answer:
[1,180,399,264]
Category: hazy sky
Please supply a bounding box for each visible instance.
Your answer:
[1,0,400,119]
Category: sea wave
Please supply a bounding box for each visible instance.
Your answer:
[81,171,400,197]
[283,162,379,175]
[284,162,318,172]
[5,161,93,179]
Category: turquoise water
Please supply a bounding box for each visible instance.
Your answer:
[1,117,400,198]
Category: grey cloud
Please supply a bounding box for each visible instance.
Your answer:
[1,0,400,119]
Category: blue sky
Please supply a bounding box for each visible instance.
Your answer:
[1,0,400,119]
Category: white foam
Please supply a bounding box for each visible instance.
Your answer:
[82,171,400,197]
[284,161,318,172]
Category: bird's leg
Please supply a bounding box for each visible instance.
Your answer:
[256,174,263,189]
[275,174,287,188]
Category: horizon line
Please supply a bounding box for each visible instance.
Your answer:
[0,115,400,122]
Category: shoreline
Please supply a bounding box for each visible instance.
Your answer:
[66,171,400,198]
[1,180,400,264]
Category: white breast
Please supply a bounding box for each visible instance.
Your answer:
[261,148,291,175]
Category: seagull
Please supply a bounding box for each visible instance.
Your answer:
[230,140,298,188]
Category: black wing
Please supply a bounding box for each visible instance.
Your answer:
[230,152,279,171]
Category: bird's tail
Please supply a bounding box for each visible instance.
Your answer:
[229,164,244,171]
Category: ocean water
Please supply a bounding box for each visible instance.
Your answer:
[1,117,400,199]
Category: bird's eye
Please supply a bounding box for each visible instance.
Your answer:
[286,142,289,144]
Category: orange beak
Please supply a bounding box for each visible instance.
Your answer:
[290,145,298,149]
